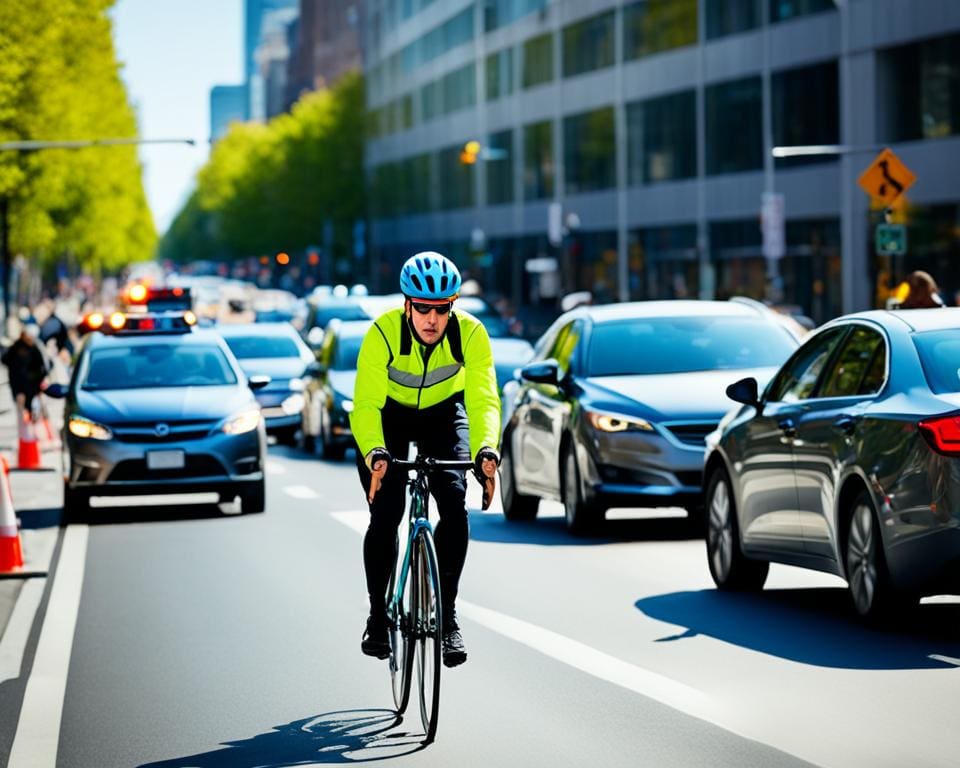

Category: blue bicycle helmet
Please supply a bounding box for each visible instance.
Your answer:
[399,251,462,300]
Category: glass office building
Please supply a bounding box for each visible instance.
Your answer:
[363,0,960,322]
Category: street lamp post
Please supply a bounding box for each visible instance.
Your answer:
[0,137,195,334]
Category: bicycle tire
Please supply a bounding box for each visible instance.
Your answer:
[415,528,443,743]
[387,546,414,714]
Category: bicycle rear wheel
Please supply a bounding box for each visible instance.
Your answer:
[414,529,443,743]
[387,549,414,714]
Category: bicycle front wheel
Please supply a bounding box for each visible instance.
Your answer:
[414,529,443,743]
[387,547,414,714]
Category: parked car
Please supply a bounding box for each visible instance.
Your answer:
[302,319,371,459]
[302,294,371,349]
[500,300,799,534]
[704,307,960,619]
[217,323,314,445]
[48,311,268,518]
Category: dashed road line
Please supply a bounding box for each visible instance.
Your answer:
[283,484,319,499]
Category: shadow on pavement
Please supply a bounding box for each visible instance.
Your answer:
[138,709,425,767]
[72,503,241,527]
[468,511,701,546]
[267,443,357,466]
[17,507,61,529]
[636,588,960,670]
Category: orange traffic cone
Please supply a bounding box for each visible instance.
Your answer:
[17,412,42,470]
[0,456,24,571]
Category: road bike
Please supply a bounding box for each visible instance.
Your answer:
[385,455,474,744]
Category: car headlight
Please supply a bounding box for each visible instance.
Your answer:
[341,399,354,413]
[223,409,261,435]
[68,416,113,440]
[586,410,654,433]
[281,393,306,415]
[288,378,306,392]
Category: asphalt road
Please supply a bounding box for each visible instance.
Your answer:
[5,442,960,767]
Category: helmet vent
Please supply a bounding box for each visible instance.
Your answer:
[410,273,423,291]
[426,275,435,292]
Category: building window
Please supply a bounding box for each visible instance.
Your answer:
[563,11,615,78]
[443,63,476,115]
[523,33,554,89]
[523,120,554,200]
[626,89,697,185]
[706,76,762,174]
[486,48,514,101]
[623,0,697,60]
[485,0,549,33]
[705,0,761,40]
[564,107,616,193]
[421,80,443,121]
[710,219,764,299]
[487,129,514,205]
[629,224,699,300]
[879,32,960,142]
[437,145,475,210]
[769,0,834,23]
[773,60,838,167]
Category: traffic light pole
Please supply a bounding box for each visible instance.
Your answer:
[1,196,9,335]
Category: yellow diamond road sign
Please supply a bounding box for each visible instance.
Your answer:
[858,148,916,206]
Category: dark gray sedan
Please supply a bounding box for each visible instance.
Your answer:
[705,308,960,619]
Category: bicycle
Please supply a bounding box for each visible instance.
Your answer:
[385,454,474,744]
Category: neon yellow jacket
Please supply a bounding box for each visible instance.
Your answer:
[350,308,501,460]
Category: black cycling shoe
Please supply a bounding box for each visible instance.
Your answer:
[361,615,391,660]
[442,629,467,667]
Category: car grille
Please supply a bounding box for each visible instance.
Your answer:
[112,420,220,443]
[662,422,718,446]
[108,455,226,481]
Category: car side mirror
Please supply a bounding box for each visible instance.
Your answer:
[43,382,68,399]
[520,359,561,386]
[726,377,760,409]
[248,374,271,391]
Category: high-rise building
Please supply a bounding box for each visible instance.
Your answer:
[210,84,247,142]
[245,0,299,119]
[363,0,960,322]
[287,1,363,110]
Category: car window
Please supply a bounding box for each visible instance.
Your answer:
[819,326,886,398]
[914,331,960,394]
[767,328,845,403]
[858,344,887,395]
[223,335,301,359]
[549,322,581,375]
[309,302,369,330]
[83,344,238,389]
[587,317,796,377]
[334,336,364,370]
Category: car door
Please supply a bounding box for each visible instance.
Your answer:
[515,320,583,497]
[793,324,887,557]
[738,327,846,551]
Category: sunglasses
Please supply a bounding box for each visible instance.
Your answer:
[410,301,453,315]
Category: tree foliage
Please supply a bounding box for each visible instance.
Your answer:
[159,71,366,271]
[0,0,155,273]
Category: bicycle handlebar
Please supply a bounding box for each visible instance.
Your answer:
[392,456,475,471]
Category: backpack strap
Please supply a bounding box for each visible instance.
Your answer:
[445,311,464,365]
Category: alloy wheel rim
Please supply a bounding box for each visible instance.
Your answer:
[708,479,733,580]
[847,504,877,614]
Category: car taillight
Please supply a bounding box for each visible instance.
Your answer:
[919,414,960,456]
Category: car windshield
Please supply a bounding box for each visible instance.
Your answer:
[311,303,369,329]
[335,336,364,370]
[474,313,511,338]
[587,317,795,376]
[914,330,960,394]
[82,344,238,389]
[224,335,302,359]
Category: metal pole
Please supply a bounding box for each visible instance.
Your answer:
[1,197,8,335]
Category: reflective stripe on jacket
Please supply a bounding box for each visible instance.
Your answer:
[350,307,501,461]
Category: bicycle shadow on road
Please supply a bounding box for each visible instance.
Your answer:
[468,510,701,546]
[635,588,960,670]
[138,709,425,767]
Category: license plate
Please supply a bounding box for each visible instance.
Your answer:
[147,450,185,470]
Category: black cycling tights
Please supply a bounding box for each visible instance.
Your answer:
[356,396,470,617]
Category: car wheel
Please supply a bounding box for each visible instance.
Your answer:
[301,432,316,453]
[705,467,768,591]
[62,481,89,525]
[563,442,601,536]
[844,491,913,620]
[240,480,266,514]
[500,435,539,522]
[276,427,298,447]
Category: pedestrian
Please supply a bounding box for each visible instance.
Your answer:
[899,270,944,309]
[38,299,74,358]
[1,323,49,416]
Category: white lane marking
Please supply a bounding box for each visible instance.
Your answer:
[9,525,89,768]
[332,510,367,533]
[265,459,287,475]
[284,485,319,500]
[929,654,960,667]
[0,579,47,685]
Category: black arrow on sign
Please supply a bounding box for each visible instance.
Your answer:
[877,159,904,198]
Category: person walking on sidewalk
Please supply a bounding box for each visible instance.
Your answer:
[2,324,49,416]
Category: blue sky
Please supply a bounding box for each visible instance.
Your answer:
[111,0,243,235]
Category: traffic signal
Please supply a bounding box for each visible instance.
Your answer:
[460,140,481,165]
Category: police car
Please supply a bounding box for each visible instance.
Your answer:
[47,310,267,517]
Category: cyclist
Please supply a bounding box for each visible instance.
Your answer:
[350,252,501,668]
